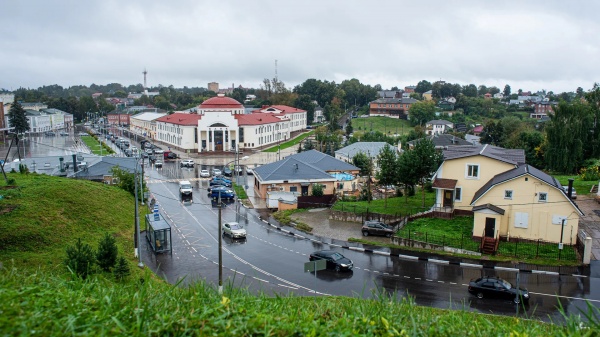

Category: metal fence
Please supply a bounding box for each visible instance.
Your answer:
[398,232,480,252]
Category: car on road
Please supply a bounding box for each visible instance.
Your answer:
[562,186,577,199]
[361,221,394,237]
[222,222,246,239]
[179,180,193,203]
[245,165,256,175]
[212,168,222,176]
[209,186,235,200]
[200,169,211,178]
[309,250,353,272]
[180,159,195,168]
[45,131,56,136]
[468,276,529,304]
[59,132,69,136]
[154,160,163,168]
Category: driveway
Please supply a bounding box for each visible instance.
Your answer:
[573,194,600,260]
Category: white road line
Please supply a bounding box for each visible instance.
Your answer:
[529,292,600,303]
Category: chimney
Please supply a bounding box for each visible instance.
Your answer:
[567,178,574,199]
[72,154,78,173]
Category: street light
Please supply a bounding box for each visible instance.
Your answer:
[134,156,144,268]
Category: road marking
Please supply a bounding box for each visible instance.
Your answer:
[529,292,600,303]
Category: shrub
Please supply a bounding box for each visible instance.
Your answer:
[96,233,118,272]
[6,178,16,185]
[311,183,324,197]
[113,256,131,281]
[64,238,96,279]
[18,164,29,174]
[579,166,600,181]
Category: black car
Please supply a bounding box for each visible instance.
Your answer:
[309,250,353,272]
[361,221,394,237]
[222,167,233,177]
[468,276,530,304]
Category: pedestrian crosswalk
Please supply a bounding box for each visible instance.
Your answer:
[146,177,211,184]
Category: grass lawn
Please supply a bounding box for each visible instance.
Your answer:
[263,130,314,153]
[80,135,114,155]
[333,189,435,216]
[351,116,412,136]
[396,216,578,265]
[232,184,248,199]
[553,174,596,196]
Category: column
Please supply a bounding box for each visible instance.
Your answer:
[211,129,215,151]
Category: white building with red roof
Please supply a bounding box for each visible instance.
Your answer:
[155,94,307,153]
[155,113,202,152]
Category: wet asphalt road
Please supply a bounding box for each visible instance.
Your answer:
[3,128,600,323]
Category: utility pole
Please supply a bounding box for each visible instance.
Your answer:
[218,190,223,294]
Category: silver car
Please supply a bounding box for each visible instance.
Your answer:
[222,222,246,239]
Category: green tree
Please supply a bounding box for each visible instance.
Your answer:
[311,183,324,197]
[294,94,316,124]
[352,152,372,177]
[411,138,442,207]
[8,101,30,134]
[96,233,118,272]
[113,256,131,281]
[408,100,436,126]
[110,166,140,198]
[503,84,511,97]
[375,145,398,208]
[415,80,432,94]
[64,238,96,279]
[396,149,418,203]
[462,84,478,97]
[345,119,353,136]
[480,120,505,146]
[545,101,593,173]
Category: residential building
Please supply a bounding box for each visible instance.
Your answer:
[155,113,202,153]
[369,98,417,119]
[407,134,471,150]
[493,92,504,99]
[472,125,484,136]
[313,104,325,123]
[335,142,395,169]
[431,144,581,245]
[404,85,416,93]
[130,111,168,139]
[20,102,48,111]
[423,90,433,100]
[425,119,454,135]
[253,149,360,199]
[25,110,52,133]
[377,90,403,99]
[530,101,557,119]
[208,82,219,92]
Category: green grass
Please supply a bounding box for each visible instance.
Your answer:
[0,173,596,334]
[396,216,579,266]
[351,116,412,136]
[554,175,596,196]
[333,190,435,215]
[232,183,248,199]
[80,134,114,155]
[1,268,584,336]
[263,130,314,152]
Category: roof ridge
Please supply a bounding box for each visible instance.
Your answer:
[479,144,488,155]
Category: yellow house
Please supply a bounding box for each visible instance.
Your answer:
[423,90,433,101]
[470,164,582,244]
[431,144,581,246]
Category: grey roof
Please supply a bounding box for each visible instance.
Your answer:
[470,164,583,215]
[409,134,472,148]
[42,108,67,114]
[335,142,392,159]
[131,111,168,121]
[254,149,359,183]
[442,144,525,165]
[72,156,138,179]
[472,203,505,215]
[25,109,43,116]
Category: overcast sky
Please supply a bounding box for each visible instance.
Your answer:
[1,1,599,94]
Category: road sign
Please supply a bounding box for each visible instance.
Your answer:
[304,259,326,273]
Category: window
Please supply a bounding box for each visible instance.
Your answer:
[454,187,462,201]
[290,186,297,193]
[504,190,513,199]
[466,164,479,178]
[538,192,547,202]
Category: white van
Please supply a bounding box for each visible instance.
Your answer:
[179,180,193,203]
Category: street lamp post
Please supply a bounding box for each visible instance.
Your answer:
[134,157,144,268]
[218,190,223,294]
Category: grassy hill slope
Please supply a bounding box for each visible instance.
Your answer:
[0,172,592,336]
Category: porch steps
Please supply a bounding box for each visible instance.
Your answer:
[591,184,598,194]
[481,238,497,255]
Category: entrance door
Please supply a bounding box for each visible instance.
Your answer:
[214,131,223,151]
[301,185,309,196]
[484,217,495,238]
[442,190,453,208]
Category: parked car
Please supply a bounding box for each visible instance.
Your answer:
[209,186,235,200]
[59,132,69,136]
[468,276,530,304]
[212,176,232,184]
[212,168,222,176]
[246,165,255,175]
[562,186,577,200]
[223,167,233,177]
[361,221,394,237]
[222,222,246,239]
[209,179,231,188]
[180,159,195,168]
[124,149,133,157]
[154,160,163,168]
[45,131,56,136]
[309,250,353,272]
[200,169,211,178]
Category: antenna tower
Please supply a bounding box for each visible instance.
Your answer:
[143,68,148,89]
[275,60,278,81]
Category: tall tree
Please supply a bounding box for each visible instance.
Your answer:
[503,84,511,97]
[545,101,592,173]
[8,101,30,135]
[415,80,432,94]
[352,152,372,177]
[411,138,442,207]
[462,84,478,97]
[375,145,398,208]
[294,94,316,124]
[396,149,418,203]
